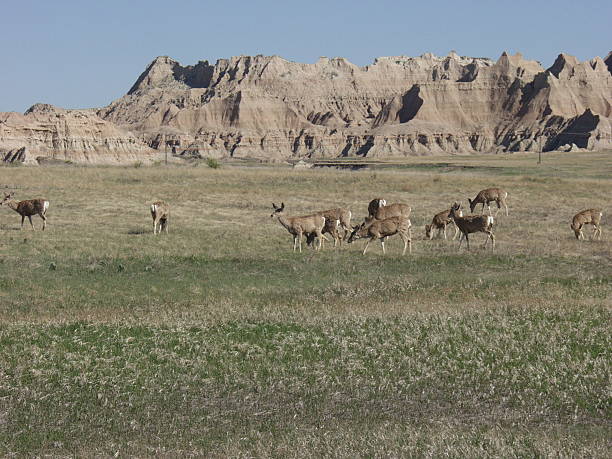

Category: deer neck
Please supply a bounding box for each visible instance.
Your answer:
[275,214,292,231]
[4,200,18,211]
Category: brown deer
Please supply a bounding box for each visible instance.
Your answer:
[468,188,508,216]
[348,216,412,255]
[1,192,49,230]
[425,208,462,240]
[370,202,411,220]
[314,207,352,246]
[571,209,602,240]
[448,202,495,250]
[368,198,386,217]
[151,201,170,234]
[271,203,327,252]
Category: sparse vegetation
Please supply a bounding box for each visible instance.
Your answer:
[207,157,220,169]
[0,151,609,456]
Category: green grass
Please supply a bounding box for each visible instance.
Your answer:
[0,151,610,455]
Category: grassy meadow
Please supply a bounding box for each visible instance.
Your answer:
[0,151,610,456]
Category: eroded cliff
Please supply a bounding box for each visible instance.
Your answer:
[2,51,611,163]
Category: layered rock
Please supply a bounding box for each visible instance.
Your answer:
[0,104,154,164]
[2,51,611,163]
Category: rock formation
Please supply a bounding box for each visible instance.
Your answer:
[0,104,154,164]
[2,51,611,163]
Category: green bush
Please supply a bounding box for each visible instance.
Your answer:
[206,158,220,169]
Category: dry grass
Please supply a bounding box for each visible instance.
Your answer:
[0,152,610,456]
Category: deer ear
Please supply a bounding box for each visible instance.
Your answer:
[272,203,277,209]
[280,202,285,210]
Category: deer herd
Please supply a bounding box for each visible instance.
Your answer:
[0,186,604,254]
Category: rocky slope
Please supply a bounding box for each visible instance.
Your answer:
[2,51,611,163]
[0,104,154,164]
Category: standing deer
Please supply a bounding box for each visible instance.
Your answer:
[468,188,508,216]
[271,203,327,252]
[368,198,387,217]
[348,216,412,255]
[1,192,49,230]
[425,208,462,240]
[448,202,495,250]
[571,209,603,240]
[151,201,170,234]
[370,202,411,220]
[313,207,352,246]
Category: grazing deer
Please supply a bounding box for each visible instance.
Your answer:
[151,201,170,234]
[425,208,462,240]
[368,198,386,217]
[448,202,495,250]
[468,188,508,216]
[271,203,327,252]
[571,209,602,240]
[1,192,49,230]
[348,216,412,255]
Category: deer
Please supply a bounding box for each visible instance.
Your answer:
[370,202,411,221]
[271,203,327,252]
[368,198,387,217]
[468,188,508,216]
[571,209,603,240]
[1,192,49,230]
[312,207,352,246]
[151,201,170,234]
[348,216,412,255]
[448,202,495,250]
[425,208,462,240]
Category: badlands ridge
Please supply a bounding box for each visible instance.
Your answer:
[1,51,611,164]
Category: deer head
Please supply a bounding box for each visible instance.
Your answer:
[425,224,433,240]
[0,192,14,206]
[270,202,285,218]
[448,202,462,220]
[467,198,477,213]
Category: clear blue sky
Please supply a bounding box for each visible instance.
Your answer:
[1,0,610,113]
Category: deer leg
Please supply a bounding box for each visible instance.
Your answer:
[28,216,34,230]
[400,232,410,255]
[362,239,372,255]
[298,232,303,253]
[503,201,508,217]
[20,215,25,229]
[464,233,470,250]
[40,213,47,230]
[443,224,447,240]
[380,238,386,254]
[452,224,459,240]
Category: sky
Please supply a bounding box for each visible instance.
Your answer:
[1,0,610,113]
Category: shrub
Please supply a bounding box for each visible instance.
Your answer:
[206,158,220,169]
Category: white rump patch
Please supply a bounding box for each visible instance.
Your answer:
[151,204,157,213]
[487,216,494,226]
[380,200,386,207]
[43,201,49,212]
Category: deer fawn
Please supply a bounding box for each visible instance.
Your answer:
[306,207,352,248]
[448,202,495,250]
[368,198,386,217]
[571,209,602,240]
[151,201,170,234]
[348,216,412,255]
[425,208,462,240]
[271,203,327,252]
[468,188,508,216]
[1,192,49,230]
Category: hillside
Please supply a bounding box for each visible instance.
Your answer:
[2,51,611,163]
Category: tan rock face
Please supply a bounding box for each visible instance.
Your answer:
[0,104,154,164]
[2,51,611,163]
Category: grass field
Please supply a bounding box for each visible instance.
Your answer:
[0,151,610,456]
